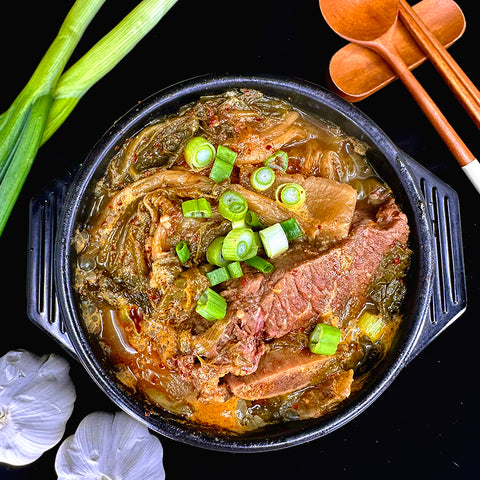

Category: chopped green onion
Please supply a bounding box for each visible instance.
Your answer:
[218,191,248,222]
[222,228,256,261]
[280,218,303,241]
[245,256,274,273]
[209,145,237,182]
[206,237,229,267]
[309,323,342,355]
[226,261,244,279]
[175,241,190,263]
[206,266,230,286]
[250,166,275,191]
[357,311,385,342]
[245,210,262,227]
[184,136,215,171]
[195,288,227,321]
[259,223,289,258]
[275,183,306,210]
[264,150,289,172]
[181,198,212,218]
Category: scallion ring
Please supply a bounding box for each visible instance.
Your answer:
[184,136,215,171]
[250,166,275,191]
[264,150,289,172]
[275,183,306,210]
[280,218,303,241]
[181,198,212,218]
[195,288,227,321]
[309,323,342,355]
[245,255,274,273]
[259,223,289,258]
[206,266,230,286]
[218,191,248,222]
[222,228,256,261]
[226,261,243,279]
[209,145,237,183]
[245,210,262,227]
[206,237,229,267]
[175,241,190,263]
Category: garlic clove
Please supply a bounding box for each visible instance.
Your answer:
[0,350,76,466]
[55,411,165,480]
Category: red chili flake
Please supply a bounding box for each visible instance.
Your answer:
[241,278,247,286]
[255,117,263,122]
[393,257,401,265]
[131,153,137,163]
[114,145,120,150]
[265,144,272,150]
[317,225,322,230]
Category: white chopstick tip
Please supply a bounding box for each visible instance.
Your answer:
[462,159,480,194]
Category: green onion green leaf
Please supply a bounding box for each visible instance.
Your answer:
[195,288,227,321]
[245,256,274,273]
[175,241,190,263]
[309,323,342,355]
[181,198,212,218]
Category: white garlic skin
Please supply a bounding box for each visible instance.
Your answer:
[0,350,76,466]
[55,411,165,480]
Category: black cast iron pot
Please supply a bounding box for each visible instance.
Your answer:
[27,74,466,452]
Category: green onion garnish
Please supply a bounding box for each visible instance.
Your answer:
[209,145,237,183]
[181,198,212,218]
[357,311,385,342]
[309,323,342,355]
[222,228,257,261]
[206,266,230,286]
[245,256,274,273]
[250,166,275,191]
[245,210,262,227]
[195,288,227,321]
[280,218,303,241]
[259,223,289,258]
[275,183,306,210]
[264,150,289,172]
[206,237,229,267]
[175,241,190,263]
[226,261,244,279]
[218,191,248,222]
[184,136,215,171]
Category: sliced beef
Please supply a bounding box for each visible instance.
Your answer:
[226,348,330,400]
[188,198,409,397]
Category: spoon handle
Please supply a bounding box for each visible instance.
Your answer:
[398,0,480,129]
[373,33,480,193]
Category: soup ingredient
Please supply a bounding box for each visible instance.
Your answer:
[184,136,216,171]
[55,411,165,480]
[309,323,342,355]
[357,311,386,342]
[195,288,227,321]
[275,182,306,210]
[259,223,289,258]
[0,0,178,236]
[209,145,238,182]
[250,166,276,191]
[0,350,76,466]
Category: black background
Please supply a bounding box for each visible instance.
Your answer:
[1,0,479,478]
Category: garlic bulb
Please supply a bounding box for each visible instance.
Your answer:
[0,349,76,466]
[55,411,165,480]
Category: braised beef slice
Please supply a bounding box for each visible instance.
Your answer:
[226,348,330,400]
[189,198,408,398]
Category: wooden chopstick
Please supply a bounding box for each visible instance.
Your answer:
[398,0,480,129]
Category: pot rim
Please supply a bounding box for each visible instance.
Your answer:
[54,73,434,451]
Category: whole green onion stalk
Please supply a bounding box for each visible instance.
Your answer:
[0,0,178,236]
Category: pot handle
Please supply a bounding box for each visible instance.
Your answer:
[27,175,77,359]
[402,154,467,363]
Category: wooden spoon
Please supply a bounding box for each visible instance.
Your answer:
[319,0,480,193]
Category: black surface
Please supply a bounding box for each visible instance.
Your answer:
[1,0,479,478]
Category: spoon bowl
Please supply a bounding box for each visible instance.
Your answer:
[319,0,398,42]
